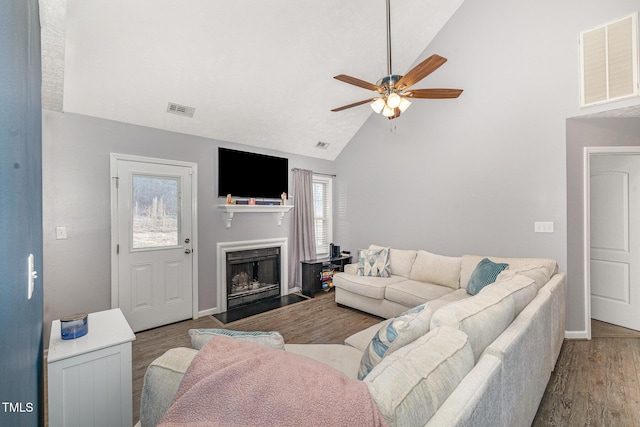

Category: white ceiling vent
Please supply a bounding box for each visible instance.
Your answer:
[315,141,330,149]
[166,102,195,118]
[579,13,639,107]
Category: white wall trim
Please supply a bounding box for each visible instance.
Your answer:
[109,153,199,321]
[565,330,590,340]
[216,238,289,314]
[583,146,640,340]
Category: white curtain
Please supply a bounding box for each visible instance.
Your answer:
[289,168,317,288]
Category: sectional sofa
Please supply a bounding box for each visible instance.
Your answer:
[137,246,565,426]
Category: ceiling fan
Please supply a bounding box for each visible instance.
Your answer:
[331,0,463,120]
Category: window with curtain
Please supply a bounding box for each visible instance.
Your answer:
[313,174,333,257]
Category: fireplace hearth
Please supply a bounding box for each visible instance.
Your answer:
[226,247,281,309]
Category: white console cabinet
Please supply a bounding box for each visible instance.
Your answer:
[48,308,136,427]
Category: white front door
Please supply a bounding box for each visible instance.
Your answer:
[111,155,197,332]
[590,154,640,331]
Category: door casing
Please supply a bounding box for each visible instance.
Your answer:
[110,153,199,322]
[583,146,640,339]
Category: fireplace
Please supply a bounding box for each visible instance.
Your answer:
[226,247,281,309]
[217,238,289,313]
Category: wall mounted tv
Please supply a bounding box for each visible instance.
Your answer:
[217,147,289,199]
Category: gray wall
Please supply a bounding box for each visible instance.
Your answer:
[566,117,640,335]
[0,0,44,424]
[42,110,333,346]
[333,0,640,334]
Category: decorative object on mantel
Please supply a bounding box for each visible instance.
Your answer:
[331,0,463,120]
[281,192,287,205]
[226,194,232,205]
[217,204,294,228]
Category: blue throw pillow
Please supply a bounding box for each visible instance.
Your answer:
[357,303,430,380]
[466,258,509,295]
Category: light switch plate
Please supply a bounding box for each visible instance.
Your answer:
[28,254,36,299]
[56,226,68,240]
[534,221,554,233]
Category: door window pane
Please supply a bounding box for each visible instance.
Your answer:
[132,175,180,249]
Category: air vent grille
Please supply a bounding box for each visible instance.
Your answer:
[316,141,330,149]
[579,13,638,107]
[166,102,195,118]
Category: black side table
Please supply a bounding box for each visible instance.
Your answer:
[301,255,352,297]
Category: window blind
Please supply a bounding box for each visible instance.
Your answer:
[313,175,333,257]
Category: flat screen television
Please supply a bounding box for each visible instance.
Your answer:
[217,147,288,199]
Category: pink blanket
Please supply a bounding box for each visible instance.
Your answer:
[158,335,387,427]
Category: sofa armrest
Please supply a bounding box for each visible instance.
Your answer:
[344,263,358,275]
[139,347,198,427]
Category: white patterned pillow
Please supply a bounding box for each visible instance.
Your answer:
[357,247,391,278]
[357,303,431,379]
[188,329,285,350]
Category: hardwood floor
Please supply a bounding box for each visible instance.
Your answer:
[131,295,640,427]
[533,320,640,426]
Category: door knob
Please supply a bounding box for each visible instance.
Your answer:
[185,249,192,254]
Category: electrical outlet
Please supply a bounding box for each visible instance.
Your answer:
[534,221,554,233]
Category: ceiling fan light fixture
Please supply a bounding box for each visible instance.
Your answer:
[382,105,395,117]
[386,92,401,108]
[330,0,462,117]
[371,98,385,114]
[398,97,412,113]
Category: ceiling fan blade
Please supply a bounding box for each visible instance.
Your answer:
[334,75,381,92]
[396,54,448,89]
[331,98,378,112]
[404,88,463,99]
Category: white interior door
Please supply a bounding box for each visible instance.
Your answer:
[112,156,196,332]
[590,154,640,331]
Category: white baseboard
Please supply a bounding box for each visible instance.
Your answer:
[565,330,590,340]
[198,307,219,317]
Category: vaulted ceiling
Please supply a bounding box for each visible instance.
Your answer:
[40,0,464,160]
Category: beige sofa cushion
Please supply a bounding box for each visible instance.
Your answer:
[385,280,454,307]
[460,255,558,289]
[497,265,552,291]
[479,274,538,315]
[284,343,364,379]
[332,272,406,300]
[409,250,461,289]
[430,285,518,361]
[344,289,471,352]
[364,326,474,426]
[370,245,418,278]
[140,347,198,427]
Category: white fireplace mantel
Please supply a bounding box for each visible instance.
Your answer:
[217,204,294,228]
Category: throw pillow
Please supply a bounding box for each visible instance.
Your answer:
[466,258,509,295]
[357,303,431,379]
[188,328,285,350]
[357,247,391,278]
